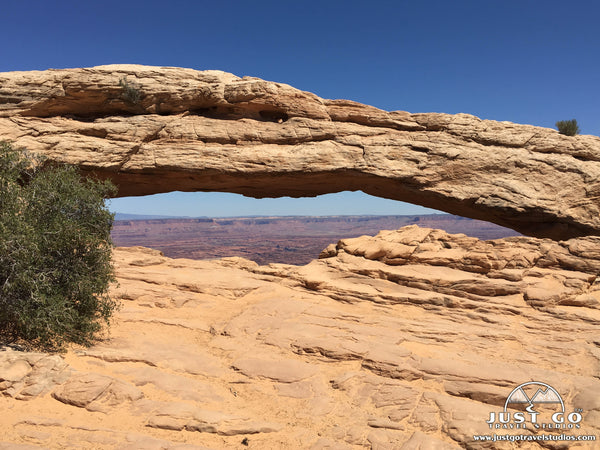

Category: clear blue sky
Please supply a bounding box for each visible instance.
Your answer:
[2,0,598,217]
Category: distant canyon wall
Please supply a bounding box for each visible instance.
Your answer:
[1,65,600,240]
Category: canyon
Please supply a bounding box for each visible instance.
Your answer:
[111,214,520,265]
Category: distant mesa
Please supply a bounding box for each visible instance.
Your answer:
[110,214,520,265]
[1,65,599,240]
[113,213,190,221]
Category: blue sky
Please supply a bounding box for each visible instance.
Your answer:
[2,0,598,217]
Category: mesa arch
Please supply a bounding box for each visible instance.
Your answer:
[1,64,599,240]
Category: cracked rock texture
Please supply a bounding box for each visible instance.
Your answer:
[1,227,599,449]
[1,65,600,239]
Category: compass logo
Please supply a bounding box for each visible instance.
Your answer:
[486,381,583,430]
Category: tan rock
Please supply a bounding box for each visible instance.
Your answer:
[231,356,318,383]
[52,373,143,412]
[0,443,45,450]
[146,403,282,436]
[400,431,461,449]
[0,360,31,383]
[1,65,600,239]
[0,351,71,400]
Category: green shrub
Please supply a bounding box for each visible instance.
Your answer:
[0,141,118,351]
[556,119,580,136]
[119,77,142,104]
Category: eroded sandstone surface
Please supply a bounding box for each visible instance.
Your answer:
[1,226,599,449]
[1,65,600,239]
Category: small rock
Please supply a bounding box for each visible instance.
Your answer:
[0,360,31,382]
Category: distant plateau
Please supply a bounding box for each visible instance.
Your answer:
[111,214,520,265]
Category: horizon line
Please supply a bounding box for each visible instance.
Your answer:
[113,212,455,220]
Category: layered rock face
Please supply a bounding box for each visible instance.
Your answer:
[1,65,600,239]
[1,227,599,448]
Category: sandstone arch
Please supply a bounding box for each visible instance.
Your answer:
[1,64,599,240]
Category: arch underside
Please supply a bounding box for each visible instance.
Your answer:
[90,164,595,241]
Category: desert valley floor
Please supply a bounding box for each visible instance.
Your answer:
[110,214,520,265]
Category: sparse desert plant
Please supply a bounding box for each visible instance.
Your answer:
[556,119,580,136]
[119,77,142,104]
[0,141,118,351]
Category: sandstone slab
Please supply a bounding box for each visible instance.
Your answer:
[231,356,318,383]
[0,350,71,400]
[52,372,144,412]
[1,228,599,448]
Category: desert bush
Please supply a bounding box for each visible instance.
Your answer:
[119,77,142,104]
[556,119,580,136]
[0,141,118,351]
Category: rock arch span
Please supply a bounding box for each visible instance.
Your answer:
[1,65,599,240]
